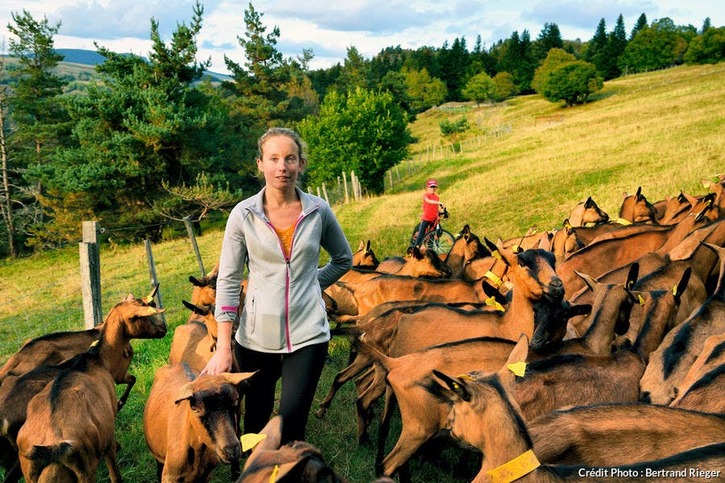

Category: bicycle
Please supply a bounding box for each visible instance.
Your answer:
[411,206,455,255]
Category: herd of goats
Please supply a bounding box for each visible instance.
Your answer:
[0,175,724,482]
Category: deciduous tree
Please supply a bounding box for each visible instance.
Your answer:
[299,88,411,195]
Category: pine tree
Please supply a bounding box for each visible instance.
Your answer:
[585,19,608,78]
[605,14,628,79]
[631,13,648,40]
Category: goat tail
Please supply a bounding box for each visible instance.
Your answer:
[330,323,362,337]
[356,340,393,372]
[26,440,78,467]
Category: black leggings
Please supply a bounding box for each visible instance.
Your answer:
[234,341,328,444]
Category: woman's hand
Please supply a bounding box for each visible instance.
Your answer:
[200,321,234,375]
[200,345,233,375]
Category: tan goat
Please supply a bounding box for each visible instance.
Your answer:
[16,291,167,483]
[144,363,254,482]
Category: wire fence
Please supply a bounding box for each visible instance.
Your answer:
[0,218,212,362]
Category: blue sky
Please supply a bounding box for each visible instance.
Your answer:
[1,1,720,74]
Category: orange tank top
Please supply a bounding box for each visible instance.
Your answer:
[274,224,295,258]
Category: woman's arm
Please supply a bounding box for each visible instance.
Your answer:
[318,205,353,290]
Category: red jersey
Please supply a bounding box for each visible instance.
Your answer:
[421,193,440,222]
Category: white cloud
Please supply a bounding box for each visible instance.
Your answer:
[1,0,721,73]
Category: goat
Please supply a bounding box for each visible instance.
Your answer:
[618,186,658,224]
[143,363,255,482]
[189,262,219,307]
[352,240,380,269]
[15,290,167,483]
[0,327,102,386]
[237,416,343,482]
[442,225,490,278]
[528,403,725,466]
[640,243,725,405]
[359,336,517,477]
[669,333,725,413]
[427,336,725,483]
[567,196,609,227]
[168,301,219,372]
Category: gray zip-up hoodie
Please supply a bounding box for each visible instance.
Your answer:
[214,187,352,353]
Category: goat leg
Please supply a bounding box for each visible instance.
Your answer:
[117,375,136,411]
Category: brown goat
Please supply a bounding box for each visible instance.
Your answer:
[427,337,725,483]
[360,336,516,477]
[189,262,219,307]
[352,240,380,269]
[238,416,343,482]
[567,196,609,227]
[442,225,490,278]
[528,403,725,466]
[168,301,219,372]
[618,186,658,224]
[0,327,103,386]
[640,243,725,405]
[144,363,254,482]
[669,333,725,413]
[16,291,167,483]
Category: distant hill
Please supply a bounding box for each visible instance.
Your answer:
[54,48,233,83]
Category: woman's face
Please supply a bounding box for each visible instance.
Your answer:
[257,134,305,191]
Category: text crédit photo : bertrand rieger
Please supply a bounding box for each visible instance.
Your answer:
[579,468,722,479]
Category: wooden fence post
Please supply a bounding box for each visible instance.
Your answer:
[322,183,329,204]
[80,221,102,328]
[342,171,350,204]
[144,239,167,324]
[183,216,205,277]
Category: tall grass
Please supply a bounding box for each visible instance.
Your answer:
[0,63,723,482]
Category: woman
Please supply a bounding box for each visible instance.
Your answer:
[201,127,352,444]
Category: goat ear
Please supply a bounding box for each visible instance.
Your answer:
[574,271,597,292]
[134,306,164,317]
[143,283,160,304]
[222,371,257,388]
[505,334,529,369]
[189,275,203,287]
[432,370,471,402]
[626,263,639,290]
[412,246,424,260]
[497,245,516,267]
[174,383,195,405]
[673,267,691,304]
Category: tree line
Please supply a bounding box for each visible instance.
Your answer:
[0,1,722,258]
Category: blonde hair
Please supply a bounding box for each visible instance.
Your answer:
[257,127,305,161]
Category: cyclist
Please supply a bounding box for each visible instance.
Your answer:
[409,179,446,252]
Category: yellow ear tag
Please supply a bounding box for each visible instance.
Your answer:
[457,373,475,381]
[512,244,521,253]
[270,464,279,482]
[241,432,267,452]
[492,250,502,260]
[507,361,527,377]
[485,297,506,312]
[672,285,678,296]
[89,339,99,348]
[638,294,645,306]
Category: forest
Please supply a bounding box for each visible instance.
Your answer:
[0,1,722,258]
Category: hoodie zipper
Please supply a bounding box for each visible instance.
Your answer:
[265,212,304,352]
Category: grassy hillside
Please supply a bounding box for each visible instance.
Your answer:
[0,63,723,482]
